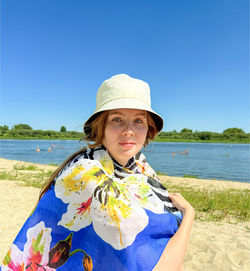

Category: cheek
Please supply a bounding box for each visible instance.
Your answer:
[104,126,118,140]
[142,131,148,141]
[136,127,148,140]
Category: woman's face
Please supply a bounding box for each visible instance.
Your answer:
[102,109,148,166]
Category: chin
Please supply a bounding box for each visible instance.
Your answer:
[124,151,138,161]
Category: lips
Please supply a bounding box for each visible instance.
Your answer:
[119,142,135,148]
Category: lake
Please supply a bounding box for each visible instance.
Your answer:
[0,139,249,183]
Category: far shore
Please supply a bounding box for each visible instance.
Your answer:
[0,137,249,144]
[0,158,250,270]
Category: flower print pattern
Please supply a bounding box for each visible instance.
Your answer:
[135,152,160,180]
[1,146,181,271]
[47,233,73,269]
[55,149,168,250]
[2,222,93,271]
[2,222,54,271]
[82,254,93,271]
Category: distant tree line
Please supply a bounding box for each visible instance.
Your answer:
[0,124,249,142]
[156,127,250,142]
[0,124,83,140]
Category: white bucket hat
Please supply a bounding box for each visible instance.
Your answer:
[84,74,163,135]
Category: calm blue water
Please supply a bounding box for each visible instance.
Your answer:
[0,140,249,183]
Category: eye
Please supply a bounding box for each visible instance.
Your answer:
[112,117,122,122]
[135,118,144,124]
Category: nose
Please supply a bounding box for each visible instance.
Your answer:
[122,123,135,136]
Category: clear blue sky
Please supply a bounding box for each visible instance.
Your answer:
[1,0,249,133]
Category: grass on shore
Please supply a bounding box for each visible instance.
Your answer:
[0,162,55,188]
[156,172,199,179]
[162,181,250,223]
[13,164,39,171]
[0,163,249,223]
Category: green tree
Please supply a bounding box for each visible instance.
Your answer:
[60,126,67,132]
[180,128,193,133]
[198,131,213,140]
[0,125,9,130]
[223,128,245,134]
[13,124,33,130]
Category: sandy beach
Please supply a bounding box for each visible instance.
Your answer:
[0,158,249,270]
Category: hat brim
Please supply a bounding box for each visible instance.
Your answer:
[84,97,163,135]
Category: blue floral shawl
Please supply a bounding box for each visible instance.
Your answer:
[1,146,182,271]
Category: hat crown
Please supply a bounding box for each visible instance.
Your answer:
[96,74,151,111]
[83,73,164,135]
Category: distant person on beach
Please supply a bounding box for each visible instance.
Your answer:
[2,74,194,271]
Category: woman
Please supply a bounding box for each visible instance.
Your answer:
[1,74,194,271]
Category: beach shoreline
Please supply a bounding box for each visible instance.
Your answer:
[0,158,249,270]
[1,157,249,187]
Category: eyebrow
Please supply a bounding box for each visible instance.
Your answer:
[108,111,146,117]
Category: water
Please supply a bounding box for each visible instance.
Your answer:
[0,140,86,165]
[143,142,250,183]
[0,140,249,183]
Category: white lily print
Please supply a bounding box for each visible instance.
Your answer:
[54,150,167,250]
[2,222,54,271]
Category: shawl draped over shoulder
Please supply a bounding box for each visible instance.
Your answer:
[1,146,182,271]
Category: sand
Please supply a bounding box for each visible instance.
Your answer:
[0,158,250,270]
